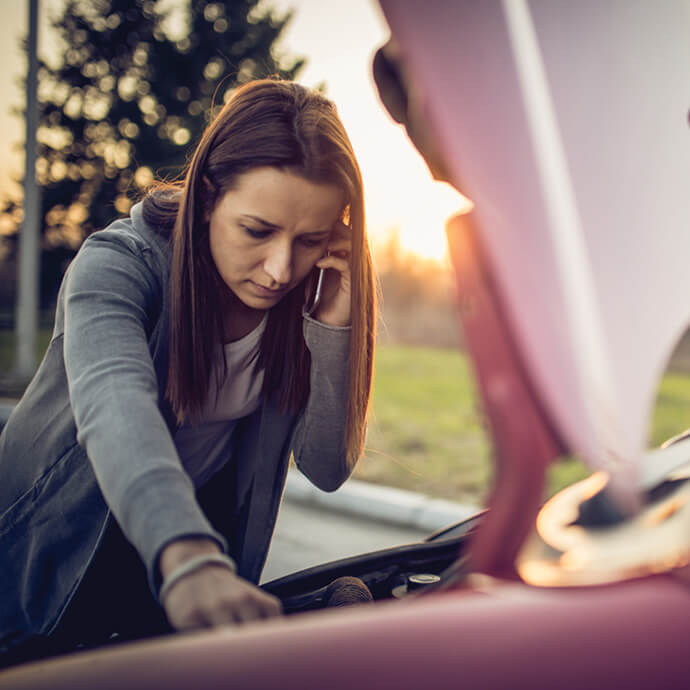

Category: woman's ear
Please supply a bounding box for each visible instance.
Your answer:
[341,204,351,227]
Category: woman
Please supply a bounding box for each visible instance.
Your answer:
[0,79,376,658]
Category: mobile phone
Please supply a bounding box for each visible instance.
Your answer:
[304,267,325,317]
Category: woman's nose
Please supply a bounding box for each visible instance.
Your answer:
[263,241,292,285]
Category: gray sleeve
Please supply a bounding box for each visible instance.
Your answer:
[291,314,357,491]
[62,231,227,591]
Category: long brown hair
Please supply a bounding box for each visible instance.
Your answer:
[142,79,376,462]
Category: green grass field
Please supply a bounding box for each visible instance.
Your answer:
[357,345,494,504]
[3,332,690,506]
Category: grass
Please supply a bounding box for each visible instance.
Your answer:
[357,345,494,504]
[649,371,690,446]
[2,332,690,506]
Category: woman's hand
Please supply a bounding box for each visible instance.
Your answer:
[159,538,282,631]
[313,221,352,327]
[163,567,282,630]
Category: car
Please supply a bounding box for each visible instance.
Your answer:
[0,501,687,689]
[2,1,690,687]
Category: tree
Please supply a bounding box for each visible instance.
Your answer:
[2,0,304,297]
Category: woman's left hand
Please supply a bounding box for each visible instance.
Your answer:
[312,221,352,327]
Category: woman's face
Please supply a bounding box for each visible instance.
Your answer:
[208,166,344,314]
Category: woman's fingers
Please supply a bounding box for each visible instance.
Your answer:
[163,567,283,631]
[228,589,282,624]
[315,254,350,275]
[317,232,352,279]
[312,258,352,326]
[309,222,352,327]
[324,230,352,261]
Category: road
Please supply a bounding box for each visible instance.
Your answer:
[261,497,431,583]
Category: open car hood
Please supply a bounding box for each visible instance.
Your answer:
[3,2,690,687]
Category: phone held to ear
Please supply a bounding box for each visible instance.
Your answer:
[304,267,325,317]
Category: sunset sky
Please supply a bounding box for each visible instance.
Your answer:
[0,0,468,261]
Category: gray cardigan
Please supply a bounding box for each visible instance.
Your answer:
[0,202,353,643]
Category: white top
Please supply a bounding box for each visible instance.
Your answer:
[174,315,267,487]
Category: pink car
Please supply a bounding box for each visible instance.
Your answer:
[2,2,689,687]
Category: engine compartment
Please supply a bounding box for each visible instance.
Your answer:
[261,513,481,613]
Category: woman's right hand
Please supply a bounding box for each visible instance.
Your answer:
[162,566,283,631]
[159,538,282,630]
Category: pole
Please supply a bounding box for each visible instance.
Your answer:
[14,0,41,380]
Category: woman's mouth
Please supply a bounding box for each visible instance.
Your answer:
[249,281,287,298]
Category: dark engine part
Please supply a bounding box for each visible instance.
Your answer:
[324,577,373,607]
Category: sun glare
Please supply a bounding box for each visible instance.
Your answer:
[367,180,471,263]
[399,183,472,261]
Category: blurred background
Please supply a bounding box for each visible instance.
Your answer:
[1,0,688,508]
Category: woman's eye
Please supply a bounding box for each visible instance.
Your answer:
[243,226,271,240]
